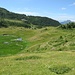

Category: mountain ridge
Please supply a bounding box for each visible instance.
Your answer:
[0,7,61,27]
[61,20,71,24]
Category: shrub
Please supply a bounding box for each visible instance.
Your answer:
[49,65,71,74]
[0,20,8,28]
[59,22,75,29]
[15,56,41,60]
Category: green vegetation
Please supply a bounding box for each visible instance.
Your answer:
[0,34,26,56]
[0,7,60,28]
[27,16,60,27]
[49,65,71,74]
[0,19,31,28]
[15,56,42,60]
[0,7,75,75]
[0,27,75,75]
[59,22,75,29]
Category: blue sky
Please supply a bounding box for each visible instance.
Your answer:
[0,0,75,22]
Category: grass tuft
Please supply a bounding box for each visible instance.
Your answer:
[15,56,42,60]
[49,65,71,74]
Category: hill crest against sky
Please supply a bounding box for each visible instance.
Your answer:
[0,7,60,27]
[0,0,75,22]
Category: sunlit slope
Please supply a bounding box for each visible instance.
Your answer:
[0,27,75,75]
[0,27,75,53]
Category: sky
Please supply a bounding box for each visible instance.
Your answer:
[0,0,75,22]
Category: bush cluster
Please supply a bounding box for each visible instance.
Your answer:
[59,22,75,29]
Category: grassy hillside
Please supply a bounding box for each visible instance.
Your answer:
[0,27,75,75]
[0,34,26,56]
[0,19,31,28]
[0,7,61,27]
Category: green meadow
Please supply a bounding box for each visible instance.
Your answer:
[0,27,75,75]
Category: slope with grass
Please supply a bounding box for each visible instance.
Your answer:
[0,27,75,75]
[0,34,26,56]
[0,7,61,28]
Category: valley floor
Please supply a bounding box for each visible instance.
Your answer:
[0,27,75,75]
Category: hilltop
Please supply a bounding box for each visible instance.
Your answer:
[0,7,60,28]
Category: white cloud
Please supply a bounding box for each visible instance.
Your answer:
[14,7,31,12]
[44,13,75,22]
[55,14,75,22]
[72,2,75,5]
[13,10,75,22]
[69,2,75,6]
[61,8,66,10]
[15,11,40,16]
[24,8,30,11]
